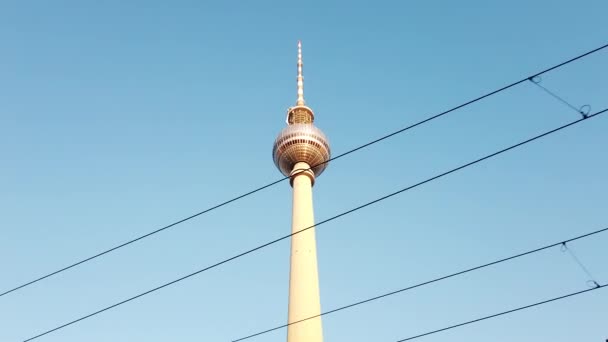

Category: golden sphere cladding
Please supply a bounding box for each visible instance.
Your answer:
[273,124,331,177]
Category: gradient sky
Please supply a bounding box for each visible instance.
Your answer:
[1,1,607,341]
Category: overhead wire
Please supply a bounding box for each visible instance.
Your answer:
[395,284,606,341]
[2,42,607,299]
[20,108,608,342]
[232,226,608,341]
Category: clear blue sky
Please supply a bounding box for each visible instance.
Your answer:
[1,1,607,341]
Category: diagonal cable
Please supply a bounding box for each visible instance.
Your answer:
[529,77,590,118]
[561,242,601,287]
[20,108,608,342]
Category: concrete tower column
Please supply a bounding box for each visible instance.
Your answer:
[287,162,323,342]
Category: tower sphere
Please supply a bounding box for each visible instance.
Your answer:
[273,122,331,178]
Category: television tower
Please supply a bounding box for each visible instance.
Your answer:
[272,41,331,342]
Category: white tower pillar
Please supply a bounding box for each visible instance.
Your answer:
[287,162,323,342]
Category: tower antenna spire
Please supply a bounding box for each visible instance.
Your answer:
[296,40,305,106]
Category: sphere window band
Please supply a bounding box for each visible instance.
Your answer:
[272,123,331,180]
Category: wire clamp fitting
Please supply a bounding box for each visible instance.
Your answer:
[579,104,591,119]
[529,75,542,84]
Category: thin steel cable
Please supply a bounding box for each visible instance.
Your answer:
[232,226,608,341]
[395,284,606,341]
[2,42,607,299]
[529,78,589,117]
[561,242,600,287]
[20,108,608,342]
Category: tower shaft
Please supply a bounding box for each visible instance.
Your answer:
[287,161,324,342]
